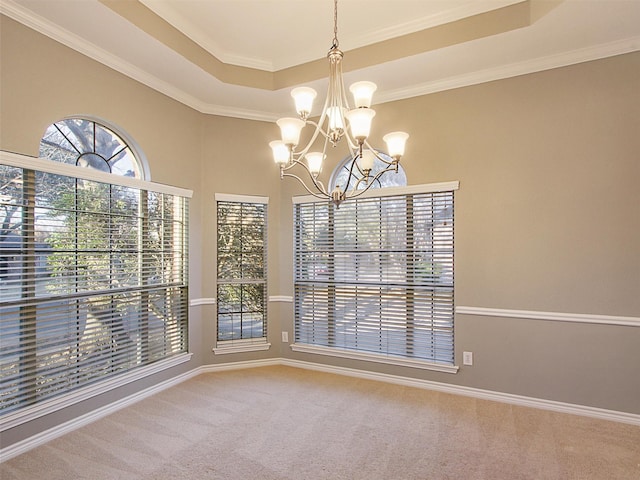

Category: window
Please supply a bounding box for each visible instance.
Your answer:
[0,120,190,418]
[40,118,148,179]
[330,152,407,192]
[293,182,457,370]
[215,194,268,351]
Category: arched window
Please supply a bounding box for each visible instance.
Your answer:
[39,118,148,179]
[0,119,189,417]
[329,150,407,193]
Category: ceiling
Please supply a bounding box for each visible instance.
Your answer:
[3,0,640,122]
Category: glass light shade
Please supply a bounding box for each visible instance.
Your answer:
[277,117,305,146]
[345,108,376,140]
[269,140,289,165]
[359,150,375,171]
[305,152,324,176]
[383,131,409,158]
[291,87,317,117]
[349,81,377,108]
[327,106,345,130]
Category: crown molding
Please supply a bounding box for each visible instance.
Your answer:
[142,0,524,72]
[2,1,639,122]
[378,36,640,105]
[0,0,276,122]
[353,0,523,53]
[138,0,275,72]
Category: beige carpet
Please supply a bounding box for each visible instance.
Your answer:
[1,365,639,479]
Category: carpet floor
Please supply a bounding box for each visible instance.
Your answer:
[1,365,639,479]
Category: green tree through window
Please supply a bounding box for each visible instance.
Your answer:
[0,119,188,415]
[216,196,268,343]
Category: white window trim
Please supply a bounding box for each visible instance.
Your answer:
[292,180,459,204]
[213,339,271,355]
[293,180,459,368]
[215,193,269,346]
[290,344,459,374]
[215,192,269,204]
[1,150,192,422]
[0,151,193,198]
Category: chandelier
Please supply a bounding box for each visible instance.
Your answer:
[269,0,409,207]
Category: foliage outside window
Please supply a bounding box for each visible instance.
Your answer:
[216,195,268,344]
[294,186,455,366]
[330,152,407,192]
[0,120,189,416]
[40,118,144,178]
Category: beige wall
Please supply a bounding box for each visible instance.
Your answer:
[1,15,639,448]
[280,53,640,412]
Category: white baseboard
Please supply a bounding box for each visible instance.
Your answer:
[0,366,200,463]
[2,357,638,462]
[280,359,640,427]
[0,353,193,432]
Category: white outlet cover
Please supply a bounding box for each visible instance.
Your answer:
[463,351,473,365]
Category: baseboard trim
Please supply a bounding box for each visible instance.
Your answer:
[0,352,193,433]
[2,357,638,462]
[281,358,640,427]
[198,358,282,373]
[0,366,200,463]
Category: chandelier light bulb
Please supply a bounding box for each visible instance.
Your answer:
[305,152,324,176]
[349,81,377,108]
[291,87,317,118]
[327,106,346,131]
[277,117,305,147]
[359,149,376,172]
[383,131,409,159]
[269,140,290,165]
[268,0,408,207]
[345,108,376,141]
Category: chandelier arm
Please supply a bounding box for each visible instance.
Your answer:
[294,87,334,157]
[345,164,399,199]
[282,172,330,199]
[362,139,397,166]
[295,120,333,155]
[341,151,364,192]
[271,0,408,206]
[351,175,373,191]
[287,158,330,194]
[344,178,377,199]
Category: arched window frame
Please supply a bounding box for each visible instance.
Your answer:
[39,116,150,180]
[0,116,190,425]
[329,150,408,193]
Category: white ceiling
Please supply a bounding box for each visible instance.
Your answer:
[3,0,640,121]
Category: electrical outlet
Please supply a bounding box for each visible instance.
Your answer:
[282,331,289,343]
[463,351,473,366]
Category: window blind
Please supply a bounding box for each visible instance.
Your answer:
[0,160,189,415]
[216,196,267,343]
[294,189,454,364]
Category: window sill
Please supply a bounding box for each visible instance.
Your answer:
[290,343,459,374]
[213,341,271,355]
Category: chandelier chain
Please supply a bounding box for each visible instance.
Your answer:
[270,0,409,207]
[332,0,339,48]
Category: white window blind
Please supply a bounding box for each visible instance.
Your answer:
[0,158,189,415]
[294,188,455,364]
[216,195,267,344]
